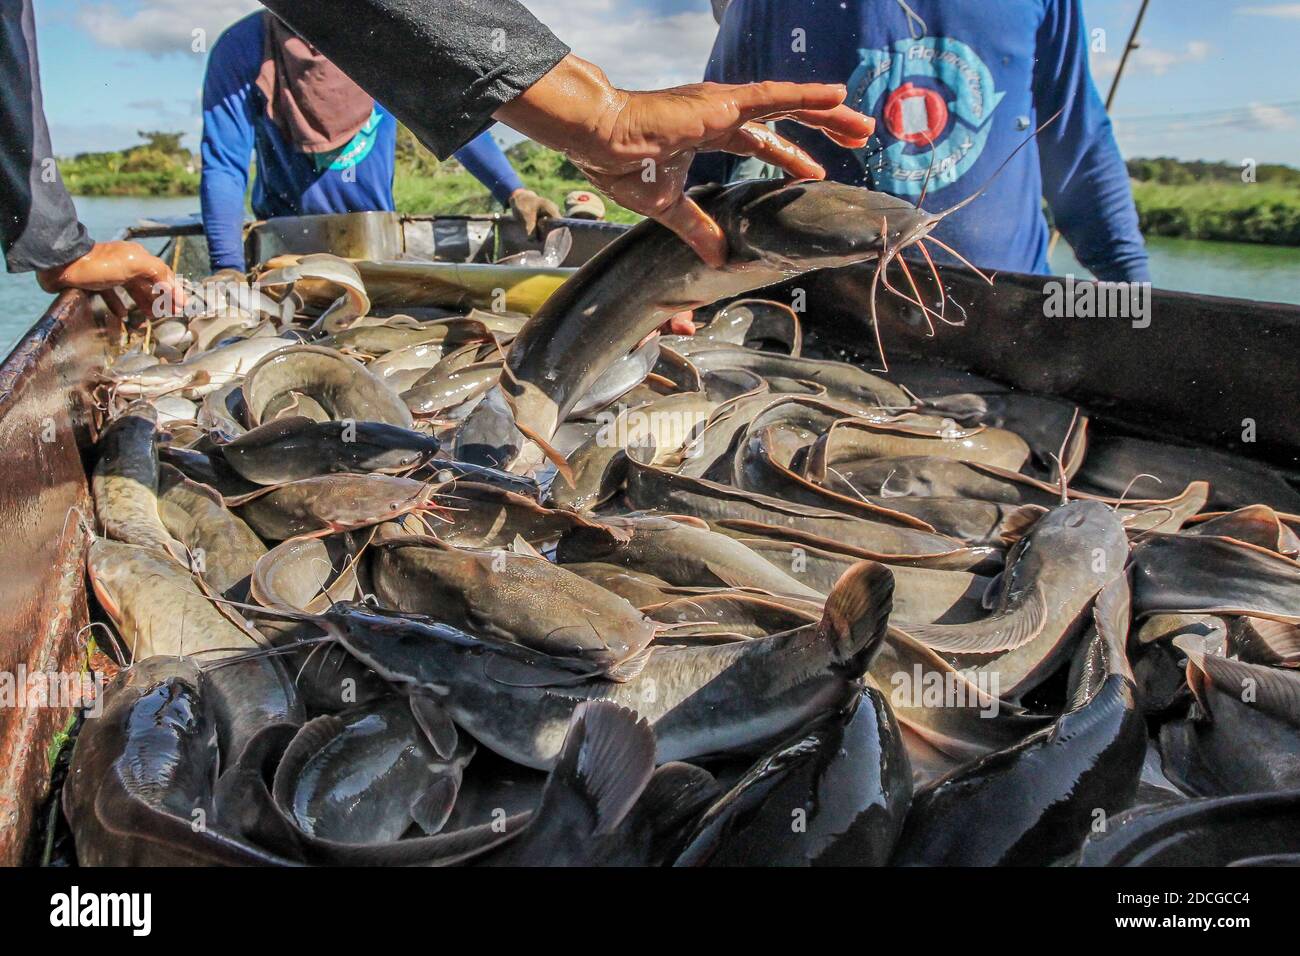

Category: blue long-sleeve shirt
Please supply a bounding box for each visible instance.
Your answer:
[200,14,524,272]
[689,0,1149,281]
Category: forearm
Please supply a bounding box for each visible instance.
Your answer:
[260,0,570,159]
[0,0,92,273]
[1049,134,1150,283]
[453,131,525,205]
[201,168,250,272]
[493,54,623,162]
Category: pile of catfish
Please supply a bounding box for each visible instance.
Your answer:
[70,244,1300,867]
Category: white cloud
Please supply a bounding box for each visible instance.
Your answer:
[75,0,259,57]
[1092,39,1212,79]
[526,1,719,91]
[1113,101,1299,139]
[1236,3,1300,18]
[72,0,719,87]
[1237,101,1298,130]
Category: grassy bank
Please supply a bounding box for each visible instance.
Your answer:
[1130,181,1300,246]
[392,133,641,223]
[60,132,199,196]
[392,169,640,222]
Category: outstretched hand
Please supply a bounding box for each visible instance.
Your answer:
[37,240,184,319]
[496,56,874,267]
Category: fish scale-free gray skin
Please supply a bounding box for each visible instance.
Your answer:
[1077,434,1300,513]
[402,362,501,415]
[1078,790,1300,866]
[197,381,248,440]
[893,591,1147,867]
[551,391,718,511]
[64,658,295,866]
[274,699,472,844]
[741,420,1041,545]
[369,535,658,671]
[327,561,893,770]
[205,654,304,770]
[157,464,266,596]
[622,458,967,559]
[560,562,677,607]
[806,418,1032,475]
[675,687,912,866]
[740,538,990,624]
[243,344,413,428]
[1158,652,1300,795]
[909,500,1131,698]
[1131,532,1300,623]
[231,474,430,540]
[220,417,441,484]
[869,629,1054,761]
[92,402,187,562]
[555,515,824,600]
[688,348,910,411]
[88,536,303,766]
[503,179,930,441]
[822,455,1039,504]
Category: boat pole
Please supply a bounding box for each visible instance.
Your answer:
[1105,0,1153,111]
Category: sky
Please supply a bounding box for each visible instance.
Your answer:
[33,0,1300,165]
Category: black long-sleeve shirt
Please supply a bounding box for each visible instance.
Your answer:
[1,0,93,272]
[1,0,568,273]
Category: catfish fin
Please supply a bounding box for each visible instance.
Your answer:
[410,773,461,836]
[604,644,654,683]
[820,560,894,664]
[409,695,459,760]
[539,701,656,838]
[906,588,1048,655]
[981,571,1004,610]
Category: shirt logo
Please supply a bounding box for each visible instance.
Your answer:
[847,36,1004,196]
[313,108,383,173]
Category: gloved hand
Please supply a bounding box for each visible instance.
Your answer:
[508,188,561,237]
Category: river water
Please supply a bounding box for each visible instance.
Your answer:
[3,195,1299,359]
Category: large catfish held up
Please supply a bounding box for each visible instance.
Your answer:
[500,112,1059,448]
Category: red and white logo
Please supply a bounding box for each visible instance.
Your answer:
[881,82,949,146]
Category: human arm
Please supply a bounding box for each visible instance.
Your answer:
[199,25,259,273]
[2,1,180,317]
[1034,0,1150,282]
[261,2,873,265]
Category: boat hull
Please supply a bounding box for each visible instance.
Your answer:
[0,291,107,864]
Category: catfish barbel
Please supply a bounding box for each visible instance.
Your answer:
[501,178,945,443]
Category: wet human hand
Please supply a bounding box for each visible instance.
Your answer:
[37,240,184,319]
[496,55,874,267]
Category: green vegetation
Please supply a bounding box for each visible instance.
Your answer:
[393,129,641,223]
[60,130,199,196]
[1126,158,1300,246]
[1131,181,1300,246]
[60,131,1300,246]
